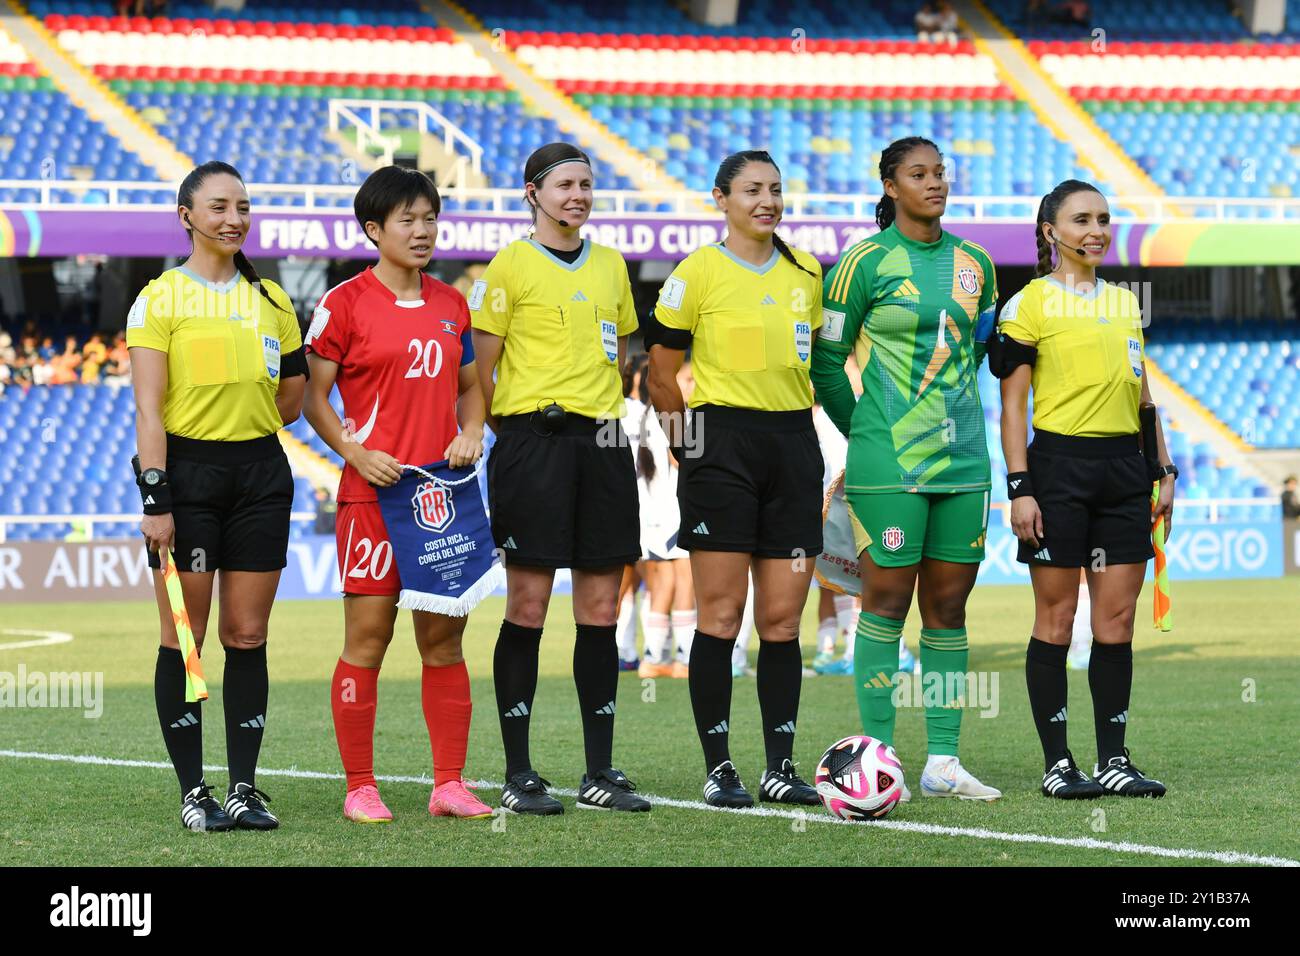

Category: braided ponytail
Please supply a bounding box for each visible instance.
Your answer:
[1035,179,1103,279]
[771,232,819,279]
[875,136,940,232]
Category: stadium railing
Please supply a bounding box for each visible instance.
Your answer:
[3,179,1300,221]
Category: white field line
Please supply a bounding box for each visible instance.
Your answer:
[2,748,1296,867]
[0,629,74,651]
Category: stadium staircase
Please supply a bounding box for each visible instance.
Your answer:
[425,0,702,203]
[954,0,1172,207]
[0,0,192,181]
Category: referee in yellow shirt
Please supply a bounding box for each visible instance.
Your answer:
[992,179,1174,801]
[470,142,649,815]
[644,150,825,809]
[128,161,307,831]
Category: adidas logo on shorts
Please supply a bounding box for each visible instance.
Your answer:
[693,523,709,535]
[502,537,518,549]
[1034,548,1051,561]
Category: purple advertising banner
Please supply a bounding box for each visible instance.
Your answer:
[2,207,1296,266]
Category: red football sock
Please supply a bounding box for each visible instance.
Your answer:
[331,658,379,792]
[422,661,472,787]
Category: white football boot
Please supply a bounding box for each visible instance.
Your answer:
[919,755,1002,801]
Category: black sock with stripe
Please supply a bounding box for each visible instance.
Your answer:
[688,630,735,773]
[1089,640,1133,765]
[223,643,268,792]
[1025,636,1070,771]
[494,620,543,780]
[155,646,204,797]
[757,638,803,772]
[573,623,618,778]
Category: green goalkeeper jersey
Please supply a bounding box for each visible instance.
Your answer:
[810,224,998,494]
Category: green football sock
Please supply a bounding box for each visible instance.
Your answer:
[920,627,969,757]
[853,612,904,747]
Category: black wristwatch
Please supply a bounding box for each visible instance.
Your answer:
[138,467,168,488]
[1155,464,1179,481]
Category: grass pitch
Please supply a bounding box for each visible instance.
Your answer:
[1,578,1296,867]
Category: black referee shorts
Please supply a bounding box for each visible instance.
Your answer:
[1018,430,1155,568]
[146,433,294,573]
[488,413,640,569]
[676,405,824,559]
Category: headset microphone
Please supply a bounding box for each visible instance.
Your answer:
[1049,231,1090,257]
[528,190,569,229]
[184,213,233,244]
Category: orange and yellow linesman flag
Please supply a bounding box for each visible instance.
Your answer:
[1150,485,1172,632]
[162,548,208,701]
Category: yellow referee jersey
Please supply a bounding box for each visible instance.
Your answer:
[469,239,638,419]
[654,243,823,411]
[125,266,300,441]
[999,276,1144,437]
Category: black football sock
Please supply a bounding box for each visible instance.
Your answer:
[1025,636,1070,771]
[155,646,204,797]
[757,638,803,772]
[494,620,543,780]
[688,630,735,773]
[573,623,619,777]
[1089,641,1134,765]
[223,643,268,791]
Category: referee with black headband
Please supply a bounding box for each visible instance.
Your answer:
[991,179,1173,801]
[470,142,650,815]
[128,161,307,831]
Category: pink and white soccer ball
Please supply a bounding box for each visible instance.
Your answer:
[814,735,903,820]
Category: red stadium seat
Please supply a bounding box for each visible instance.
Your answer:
[413,27,435,42]
[45,14,65,31]
[66,15,88,31]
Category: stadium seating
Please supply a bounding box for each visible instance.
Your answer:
[982,0,1300,41]
[0,383,325,541]
[1144,321,1300,450]
[0,31,166,202]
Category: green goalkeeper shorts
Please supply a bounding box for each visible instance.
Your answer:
[846,490,990,568]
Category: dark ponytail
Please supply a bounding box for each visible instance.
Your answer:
[1034,179,1103,278]
[875,136,941,231]
[714,149,818,279]
[178,160,287,314]
[621,352,658,483]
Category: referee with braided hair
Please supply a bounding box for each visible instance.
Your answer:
[129,161,307,831]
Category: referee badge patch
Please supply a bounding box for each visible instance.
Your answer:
[958,268,979,296]
[793,320,811,362]
[126,295,148,329]
[262,334,281,379]
[1128,337,1142,378]
[881,526,905,552]
[600,319,618,362]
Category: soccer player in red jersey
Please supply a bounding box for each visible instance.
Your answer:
[304,167,493,822]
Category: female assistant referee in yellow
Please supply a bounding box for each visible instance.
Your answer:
[645,149,825,809]
[470,142,650,815]
[992,179,1173,799]
[128,161,306,831]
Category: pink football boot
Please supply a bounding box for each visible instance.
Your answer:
[429,780,494,819]
[343,785,394,824]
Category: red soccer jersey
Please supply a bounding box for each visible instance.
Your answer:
[305,268,473,504]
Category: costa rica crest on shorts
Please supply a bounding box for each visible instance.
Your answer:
[413,480,455,533]
[881,526,905,552]
[957,268,978,296]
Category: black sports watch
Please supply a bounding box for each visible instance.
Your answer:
[138,467,168,488]
[1155,464,1179,481]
